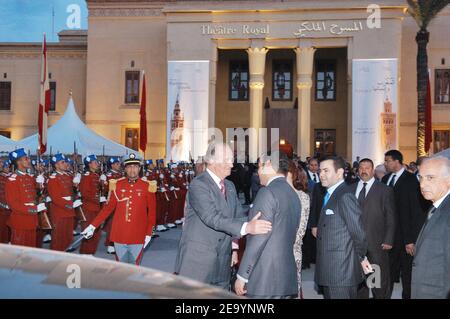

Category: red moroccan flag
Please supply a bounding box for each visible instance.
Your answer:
[425,70,432,153]
[139,72,147,153]
[38,34,51,154]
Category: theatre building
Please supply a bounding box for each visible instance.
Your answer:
[0,0,449,163]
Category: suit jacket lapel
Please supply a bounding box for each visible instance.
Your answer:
[321,182,345,214]
[393,171,408,189]
[416,194,450,248]
[365,180,378,200]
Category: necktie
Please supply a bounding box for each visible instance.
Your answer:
[427,205,436,220]
[389,174,396,187]
[219,180,227,200]
[323,191,331,208]
[358,182,367,207]
[313,174,317,183]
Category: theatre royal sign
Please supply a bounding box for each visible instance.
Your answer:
[201,24,270,36]
[200,21,365,37]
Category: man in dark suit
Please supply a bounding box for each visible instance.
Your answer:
[412,156,450,299]
[234,152,301,298]
[306,157,320,187]
[174,142,272,289]
[303,157,321,269]
[382,150,430,299]
[351,158,396,299]
[315,156,371,299]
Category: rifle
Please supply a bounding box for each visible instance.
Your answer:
[36,148,52,230]
[73,142,86,222]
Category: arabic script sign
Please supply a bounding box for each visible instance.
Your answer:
[293,21,365,37]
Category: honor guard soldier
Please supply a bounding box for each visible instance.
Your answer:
[34,159,52,246]
[0,160,11,243]
[79,154,107,254]
[155,169,169,232]
[82,153,157,265]
[103,156,123,254]
[5,149,46,247]
[47,153,81,251]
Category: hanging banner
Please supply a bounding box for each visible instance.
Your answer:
[166,61,209,162]
[352,59,398,165]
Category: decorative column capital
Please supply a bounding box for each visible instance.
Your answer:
[294,46,316,77]
[249,81,265,90]
[296,76,313,90]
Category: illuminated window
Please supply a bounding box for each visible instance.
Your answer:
[229,61,249,101]
[272,60,293,101]
[315,60,336,101]
[125,71,140,104]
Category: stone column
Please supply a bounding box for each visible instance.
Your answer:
[294,46,316,159]
[247,47,268,161]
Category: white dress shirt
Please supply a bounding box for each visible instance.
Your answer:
[308,170,319,183]
[387,167,405,186]
[206,168,222,190]
[326,179,345,197]
[355,177,376,199]
[433,190,450,209]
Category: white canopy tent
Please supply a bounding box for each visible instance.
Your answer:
[0,135,21,155]
[18,97,136,157]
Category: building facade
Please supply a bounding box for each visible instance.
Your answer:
[0,0,449,163]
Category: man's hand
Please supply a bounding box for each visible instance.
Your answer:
[144,235,152,248]
[311,227,318,238]
[405,243,415,256]
[381,243,393,250]
[81,224,96,239]
[100,174,107,182]
[245,212,272,235]
[361,257,374,275]
[234,278,247,296]
[231,250,239,267]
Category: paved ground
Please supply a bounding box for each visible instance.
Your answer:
[60,225,402,299]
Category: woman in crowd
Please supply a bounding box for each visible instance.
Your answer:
[286,160,310,298]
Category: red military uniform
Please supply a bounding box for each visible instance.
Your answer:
[91,177,156,245]
[103,169,123,247]
[0,171,11,243]
[173,172,188,223]
[5,170,39,247]
[79,171,104,254]
[36,173,50,248]
[47,171,75,251]
[156,172,170,227]
[167,173,181,225]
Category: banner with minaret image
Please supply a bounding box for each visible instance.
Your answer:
[352,59,398,165]
[167,61,210,162]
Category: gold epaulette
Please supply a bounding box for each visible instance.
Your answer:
[145,180,157,193]
[109,177,125,191]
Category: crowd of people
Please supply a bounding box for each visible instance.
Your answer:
[0,144,448,299]
[175,144,449,299]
